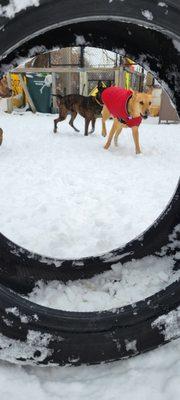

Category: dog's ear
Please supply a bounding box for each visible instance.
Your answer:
[106,80,111,88]
[1,76,8,85]
[144,86,153,94]
[97,80,104,91]
[131,89,138,97]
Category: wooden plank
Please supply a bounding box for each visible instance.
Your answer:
[11,66,122,74]
[19,74,36,113]
[6,73,13,113]
[52,72,57,110]
[119,66,124,87]
[80,71,88,95]
[115,69,120,86]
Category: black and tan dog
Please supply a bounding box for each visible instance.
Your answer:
[0,76,12,146]
[53,81,104,136]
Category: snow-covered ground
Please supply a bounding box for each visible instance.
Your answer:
[0,112,179,260]
[0,111,180,399]
[0,338,180,400]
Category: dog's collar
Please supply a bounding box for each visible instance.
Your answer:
[126,94,133,118]
[119,94,142,127]
[118,94,132,125]
[94,97,103,107]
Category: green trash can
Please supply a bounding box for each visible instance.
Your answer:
[26,73,52,113]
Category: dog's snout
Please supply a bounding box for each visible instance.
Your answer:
[141,110,149,119]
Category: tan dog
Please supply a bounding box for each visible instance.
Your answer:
[0,76,12,146]
[101,89,152,154]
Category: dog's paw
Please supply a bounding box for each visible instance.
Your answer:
[0,128,3,146]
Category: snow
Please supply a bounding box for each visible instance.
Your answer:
[175,252,180,260]
[6,307,20,317]
[0,330,52,364]
[141,10,154,21]
[158,2,168,7]
[0,0,39,19]
[28,46,47,58]
[0,338,180,399]
[0,111,180,396]
[5,307,40,325]
[0,113,179,260]
[109,0,124,3]
[173,40,180,53]
[152,307,180,341]
[75,35,86,46]
[26,255,180,311]
[125,339,137,353]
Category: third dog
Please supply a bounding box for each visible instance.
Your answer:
[0,76,12,146]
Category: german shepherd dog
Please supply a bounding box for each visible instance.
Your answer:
[101,87,152,154]
[53,81,105,136]
[0,76,12,146]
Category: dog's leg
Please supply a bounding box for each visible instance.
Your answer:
[0,128,3,146]
[101,105,110,137]
[54,117,60,133]
[114,124,123,147]
[104,119,119,150]
[132,126,141,154]
[85,118,91,136]
[54,116,66,133]
[89,117,96,134]
[54,106,67,133]
[69,111,80,132]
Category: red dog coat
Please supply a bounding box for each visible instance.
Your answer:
[101,86,142,127]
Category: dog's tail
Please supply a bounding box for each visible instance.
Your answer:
[51,94,63,97]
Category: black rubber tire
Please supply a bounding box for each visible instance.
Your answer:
[0,277,180,366]
[0,181,179,294]
[0,0,179,365]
